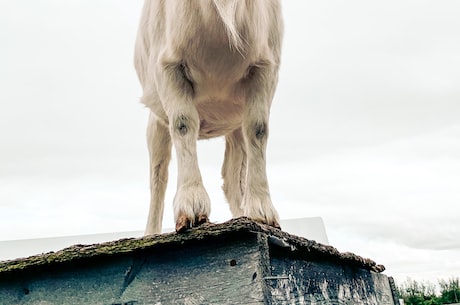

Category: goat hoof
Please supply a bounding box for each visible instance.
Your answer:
[264,218,281,230]
[176,215,191,233]
[253,218,281,230]
[195,214,209,226]
[271,221,281,230]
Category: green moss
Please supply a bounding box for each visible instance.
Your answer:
[0,217,385,275]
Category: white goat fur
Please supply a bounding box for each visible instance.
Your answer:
[135,0,283,234]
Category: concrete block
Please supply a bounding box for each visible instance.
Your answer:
[0,218,397,305]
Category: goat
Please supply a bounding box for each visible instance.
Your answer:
[134,0,283,234]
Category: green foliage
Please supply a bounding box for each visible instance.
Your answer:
[439,278,460,304]
[397,277,460,305]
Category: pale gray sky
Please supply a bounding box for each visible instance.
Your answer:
[1,1,459,284]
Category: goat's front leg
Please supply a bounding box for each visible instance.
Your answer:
[241,65,280,228]
[170,109,210,232]
[158,61,211,232]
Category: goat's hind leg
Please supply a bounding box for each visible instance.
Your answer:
[145,113,172,235]
[222,128,246,218]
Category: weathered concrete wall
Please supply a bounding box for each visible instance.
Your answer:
[1,235,265,305]
[0,218,397,305]
[268,256,395,304]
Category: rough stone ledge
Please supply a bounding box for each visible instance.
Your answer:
[0,217,385,275]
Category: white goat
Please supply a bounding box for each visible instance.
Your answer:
[134,0,283,234]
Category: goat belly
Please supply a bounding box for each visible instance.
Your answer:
[196,98,244,139]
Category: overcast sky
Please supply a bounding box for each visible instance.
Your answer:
[1,1,459,284]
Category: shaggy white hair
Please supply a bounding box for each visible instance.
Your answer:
[134,0,283,234]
